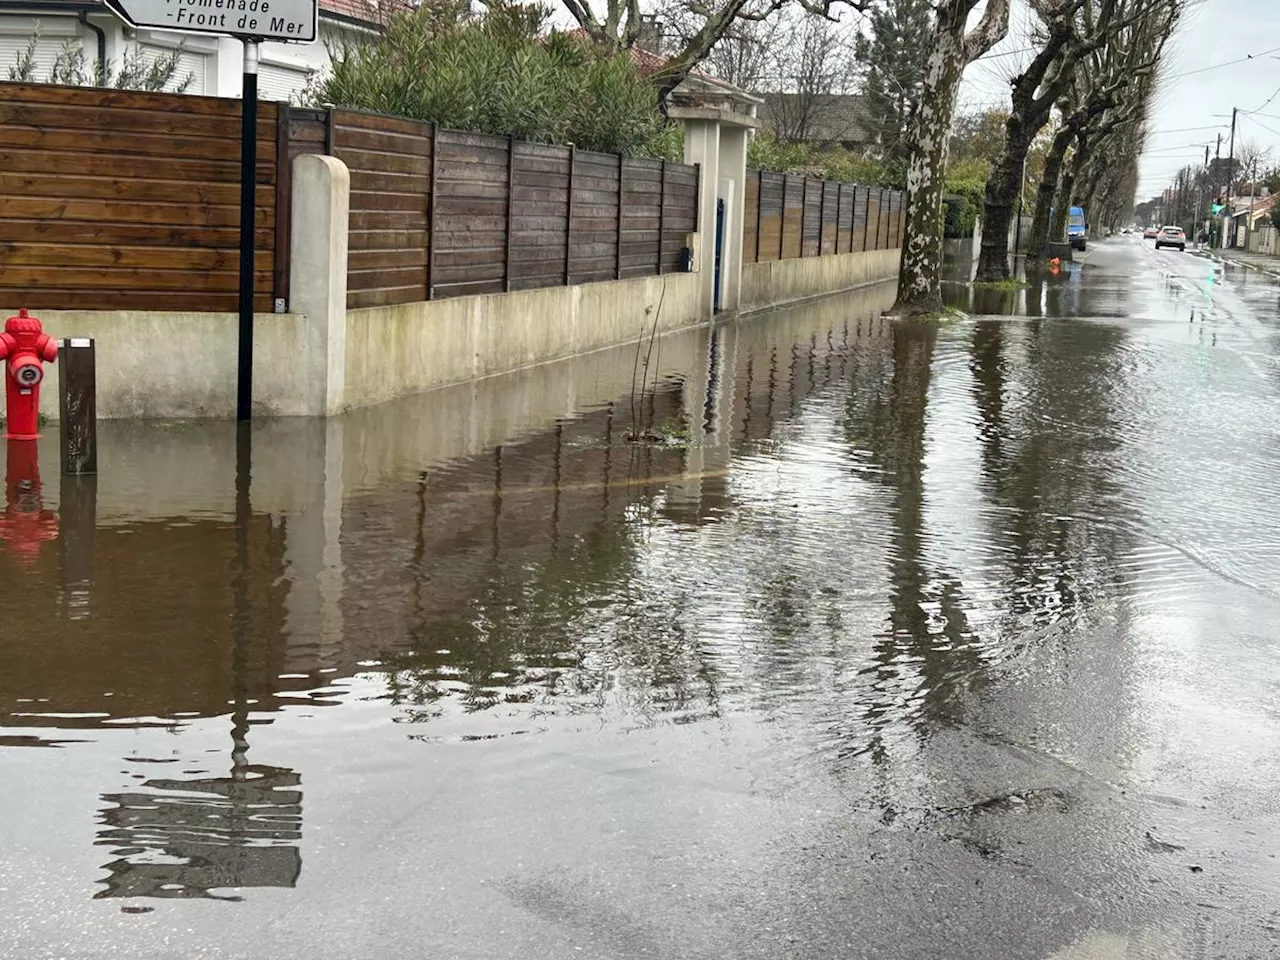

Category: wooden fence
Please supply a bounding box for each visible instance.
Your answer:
[0,82,280,313]
[742,170,905,264]
[316,110,699,309]
[0,83,701,314]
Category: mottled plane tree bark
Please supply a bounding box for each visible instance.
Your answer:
[892,0,1010,315]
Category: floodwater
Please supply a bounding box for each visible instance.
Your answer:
[3,238,1280,958]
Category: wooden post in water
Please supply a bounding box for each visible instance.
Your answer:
[58,338,97,476]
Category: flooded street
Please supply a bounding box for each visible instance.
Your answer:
[3,237,1280,958]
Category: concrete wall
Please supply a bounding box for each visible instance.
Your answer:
[24,310,312,421]
[739,248,900,312]
[344,272,701,410]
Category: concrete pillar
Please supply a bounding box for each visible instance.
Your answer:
[290,154,350,416]
[683,119,721,321]
[718,126,749,312]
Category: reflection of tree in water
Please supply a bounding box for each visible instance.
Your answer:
[835,321,988,759]
[967,318,1136,631]
[95,764,302,901]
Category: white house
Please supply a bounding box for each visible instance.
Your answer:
[0,0,386,100]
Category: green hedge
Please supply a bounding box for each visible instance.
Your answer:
[311,0,680,158]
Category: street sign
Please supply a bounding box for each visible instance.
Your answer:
[103,0,317,43]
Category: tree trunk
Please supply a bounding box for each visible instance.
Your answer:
[892,17,967,316]
[1028,126,1072,261]
[1050,156,1080,245]
[974,119,1033,281]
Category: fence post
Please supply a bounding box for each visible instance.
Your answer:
[323,106,335,156]
[565,145,576,286]
[273,102,291,311]
[657,158,666,275]
[881,188,890,249]
[616,154,624,280]
[505,136,516,292]
[862,187,871,252]
[800,178,808,257]
[819,180,827,256]
[780,174,789,260]
[59,338,97,476]
[835,181,844,255]
[427,122,438,300]
[747,167,757,261]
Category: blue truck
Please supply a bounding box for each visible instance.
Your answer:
[1067,206,1088,251]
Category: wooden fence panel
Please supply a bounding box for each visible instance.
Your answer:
[743,171,760,265]
[836,183,854,254]
[509,142,569,291]
[866,191,882,251]
[756,172,783,263]
[331,109,433,309]
[572,149,621,285]
[620,157,663,279]
[820,181,839,255]
[661,163,697,274]
[432,128,509,298]
[0,82,278,313]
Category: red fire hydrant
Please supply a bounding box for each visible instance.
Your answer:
[0,309,58,440]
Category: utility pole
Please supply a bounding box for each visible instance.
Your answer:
[1225,107,1238,247]
[1246,157,1258,251]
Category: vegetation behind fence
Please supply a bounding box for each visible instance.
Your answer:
[743,170,905,265]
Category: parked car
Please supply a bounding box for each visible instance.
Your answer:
[1155,226,1186,251]
[1068,206,1088,251]
[1143,226,1159,239]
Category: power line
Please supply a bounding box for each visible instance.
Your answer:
[1244,80,1280,116]
[1146,125,1228,136]
[1241,114,1280,141]
[1180,46,1280,78]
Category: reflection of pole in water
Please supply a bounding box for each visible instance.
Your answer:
[58,473,96,620]
[233,424,253,776]
[95,764,303,901]
[95,424,304,901]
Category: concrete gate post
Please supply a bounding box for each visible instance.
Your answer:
[290,154,351,416]
[681,118,721,321]
[672,107,760,320]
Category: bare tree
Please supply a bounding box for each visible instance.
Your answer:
[1025,0,1175,258]
[759,14,859,142]
[891,0,1010,316]
[975,0,1177,281]
[560,0,870,107]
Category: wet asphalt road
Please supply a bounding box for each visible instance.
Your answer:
[2,237,1280,959]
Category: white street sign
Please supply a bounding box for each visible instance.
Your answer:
[104,0,317,43]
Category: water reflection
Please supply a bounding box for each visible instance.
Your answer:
[95,763,303,901]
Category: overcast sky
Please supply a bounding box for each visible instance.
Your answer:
[960,0,1280,202]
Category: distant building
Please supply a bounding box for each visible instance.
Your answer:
[0,0,391,100]
[755,93,872,149]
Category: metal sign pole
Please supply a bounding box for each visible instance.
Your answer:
[237,40,259,423]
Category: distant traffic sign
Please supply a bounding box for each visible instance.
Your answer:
[103,0,317,42]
